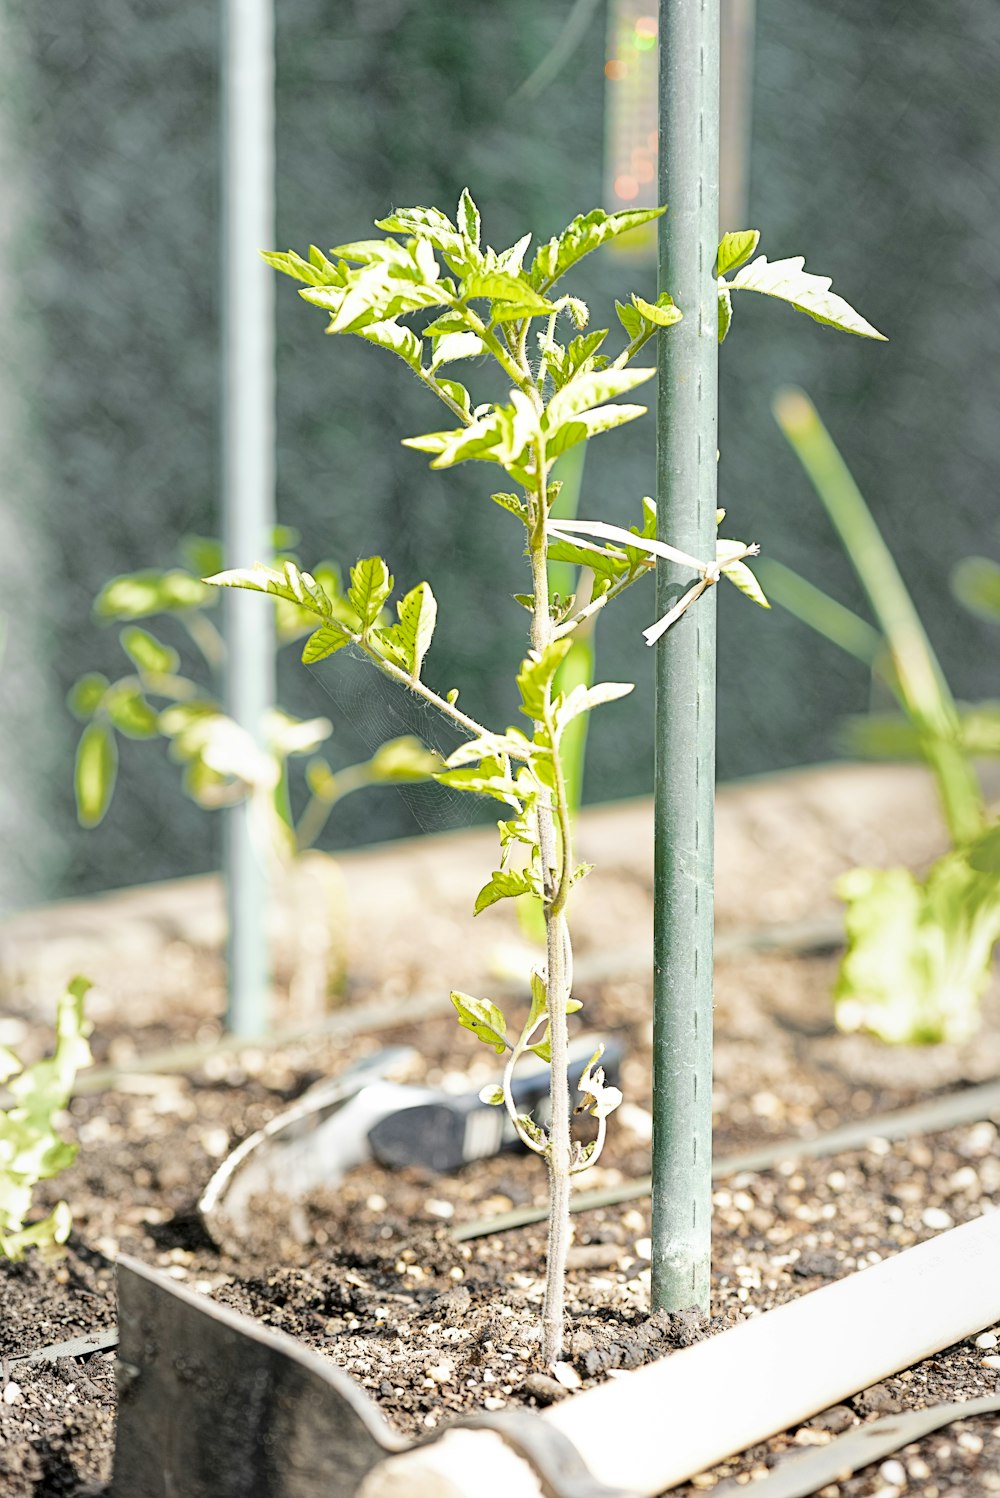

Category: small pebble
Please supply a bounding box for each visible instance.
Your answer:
[483,1395,506,1411]
[425,1199,454,1220]
[2,1382,22,1405]
[976,1332,999,1350]
[521,1373,569,1406]
[426,1360,453,1385]
[907,1459,931,1480]
[958,1432,984,1455]
[921,1207,953,1231]
[552,1361,582,1390]
[879,1459,906,1485]
[981,1355,1000,1371]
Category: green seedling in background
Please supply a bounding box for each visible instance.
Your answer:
[763,389,1000,1045]
[69,530,440,853]
[207,195,878,1363]
[0,977,91,1261]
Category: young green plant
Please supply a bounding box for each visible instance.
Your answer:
[70,532,440,851]
[0,977,91,1260]
[207,194,879,1363]
[762,389,1000,1043]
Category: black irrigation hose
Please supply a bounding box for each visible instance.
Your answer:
[451,1077,1000,1242]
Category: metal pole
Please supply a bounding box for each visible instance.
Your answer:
[221,0,276,1035]
[652,0,720,1312]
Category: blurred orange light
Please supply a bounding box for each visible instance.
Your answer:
[614,174,640,202]
[605,58,627,80]
[635,15,657,38]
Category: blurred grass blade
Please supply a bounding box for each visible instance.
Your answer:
[773,387,982,845]
[754,557,884,668]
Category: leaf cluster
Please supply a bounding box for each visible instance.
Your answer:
[0,978,91,1261]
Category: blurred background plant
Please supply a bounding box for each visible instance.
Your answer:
[0,976,91,1260]
[3,2,1000,916]
[760,390,1000,1045]
[68,533,441,1010]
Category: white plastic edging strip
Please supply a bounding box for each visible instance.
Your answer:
[359,1208,1000,1498]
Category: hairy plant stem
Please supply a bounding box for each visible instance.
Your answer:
[528,453,575,1368]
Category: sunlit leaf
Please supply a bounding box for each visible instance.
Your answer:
[74,721,118,828]
[728,255,887,340]
[450,991,508,1054]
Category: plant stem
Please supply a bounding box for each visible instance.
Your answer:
[351,636,520,753]
[528,463,574,1368]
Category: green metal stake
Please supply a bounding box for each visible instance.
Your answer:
[652,0,720,1313]
[221,0,276,1036]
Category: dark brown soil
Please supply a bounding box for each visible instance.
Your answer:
[1,765,999,1496]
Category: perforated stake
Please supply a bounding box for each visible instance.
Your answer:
[651,0,720,1313]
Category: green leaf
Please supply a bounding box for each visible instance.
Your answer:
[835,855,1000,1044]
[74,720,118,828]
[450,991,508,1054]
[67,673,109,721]
[260,248,335,287]
[375,205,464,260]
[302,624,351,664]
[384,581,437,678]
[545,366,655,430]
[347,557,393,631]
[556,680,634,731]
[545,403,648,459]
[94,569,212,621]
[429,332,484,371]
[517,639,573,720]
[406,410,504,471]
[119,626,180,676]
[491,491,529,523]
[717,283,733,343]
[527,969,548,1028]
[473,868,537,915]
[103,683,161,739]
[530,206,666,290]
[728,255,887,340]
[366,735,442,782]
[457,188,481,248]
[460,270,554,315]
[355,318,423,371]
[719,556,770,609]
[435,755,525,809]
[629,293,683,329]
[433,377,474,422]
[478,1084,505,1107]
[951,556,1000,625]
[179,534,225,577]
[615,299,644,340]
[206,560,332,620]
[716,229,760,276]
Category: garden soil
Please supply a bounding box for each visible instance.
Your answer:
[1,763,999,1497]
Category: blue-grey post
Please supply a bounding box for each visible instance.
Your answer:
[221,0,276,1035]
[652,0,720,1312]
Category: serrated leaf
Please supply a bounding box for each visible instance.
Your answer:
[474,868,536,914]
[716,229,760,276]
[460,270,554,314]
[615,298,644,340]
[491,491,529,523]
[457,188,481,248]
[355,318,423,371]
[517,638,574,720]
[433,377,474,422]
[728,254,887,340]
[421,410,504,470]
[545,366,655,430]
[206,561,332,620]
[630,293,683,328]
[530,206,666,290]
[721,557,770,609]
[67,673,109,721]
[119,626,180,676]
[386,578,434,680]
[495,232,533,274]
[435,755,525,809]
[375,205,464,261]
[348,556,393,631]
[74,720,118,828]
[546,534,630,581]
[444,727,533,768]
[261,248,332,287]
[302,624,351,664]
[429,332,484,371]
[556,680,634,731]
[545,403,648,459]
[450,991,508,1054]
